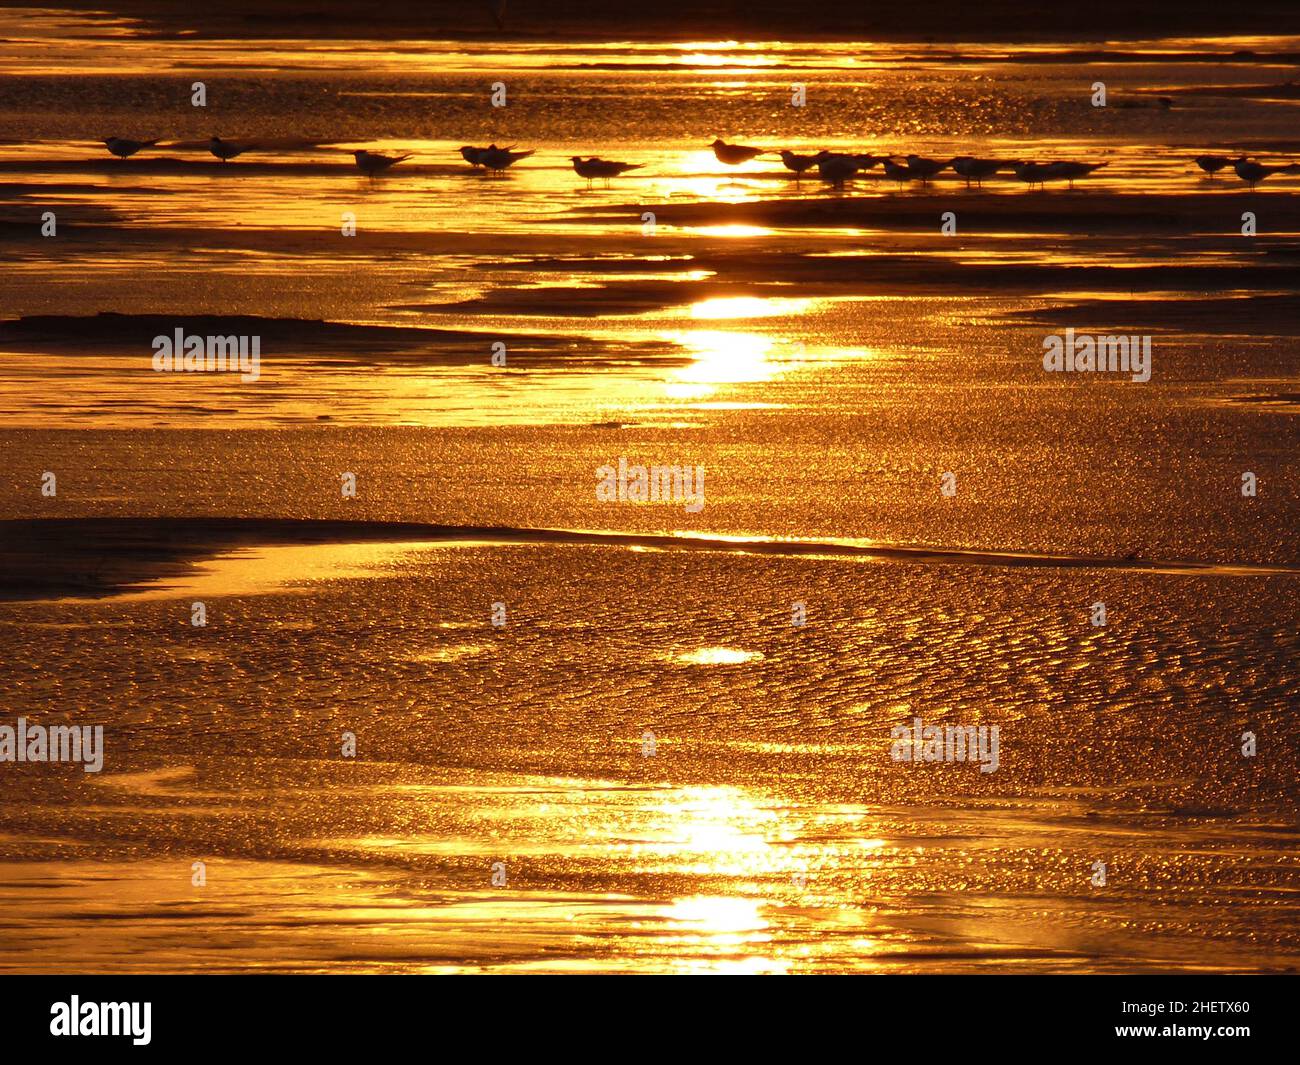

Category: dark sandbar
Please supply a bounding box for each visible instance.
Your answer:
[1,517,1293,603]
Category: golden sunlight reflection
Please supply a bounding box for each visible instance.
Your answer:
[110,542,415,601]
[669,41,778,67]
[689,296,814,320]
[688,224,776,237]
[665,896,769,934]
[665,150,774,205]
[668,647,765,665]
[663,329,784,399]
[405,644,490,662]
[11,6,1298,982]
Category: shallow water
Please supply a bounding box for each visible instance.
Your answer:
[1,540,1298,973]
[1,9,1298,973]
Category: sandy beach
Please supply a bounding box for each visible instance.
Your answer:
[1,7,1298,975]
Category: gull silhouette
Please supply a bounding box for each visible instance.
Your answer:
[209,136,250,163]
[904,154,953,185]
[479,146,534,174]
[711,138,765,165]
[779,150,818,179]
[1233,156,1300,189]
[1011,161,1052,189]
[882,157,922,188]
[570,156,644,187]
[1041,160,1108,189]
[103,137,158,159]
[1195,154,1231,177]
[951,156,1007,187]
[458,143,515,167]
[353,149,413,177]
[813,151,862,188]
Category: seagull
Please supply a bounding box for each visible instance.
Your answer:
[458,143,515,167]
[479,146,534,173]
[1195,154,1232,177]
[711,138,765,165]
[813,151,861,188]
[882,157,922,188]
[570,156,644,187]
[1011,161,1051,189]
[851,153,886,171]
[209,136,250,163]
[904,154,952,184]
[951,156,1006,187]
[779,150,819,179]
[103,137,158,159]
[1041,160,1108,188]
[1232,156,1300,189]
[814,151,883,187]
[353,149,412,177]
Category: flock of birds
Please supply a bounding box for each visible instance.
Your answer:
[768,145,1107,189]
[1193,152,1300,188]
[99,135,1300,191]
[103,135,425,175]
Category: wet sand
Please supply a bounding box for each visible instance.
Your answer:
[2,13,1298,974]
[2,538,1298,973]
[3,517,1299,602]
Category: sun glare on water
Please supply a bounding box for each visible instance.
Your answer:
[668,647,764,665]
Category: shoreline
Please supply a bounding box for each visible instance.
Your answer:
[1,517,1295,602]
[13,2,1300,44]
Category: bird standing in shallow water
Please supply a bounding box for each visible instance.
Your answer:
[882,157,922,188]
[209,136,250,163]
[813,151,862,188]
[1012,161,1051,189]
[779,150,818,180]
[1041,160,1108,189]
[1233,156,1300,189]
[951,156,1006,188]
[103,137,158,159]
[458,144,514,167]
[570,156,644,187]
[1195,154,1231,177]
[479,146,534,174]
[851,153,886,171]
[711,138,765,165]
[353,150,412,177]
[904,154,952,185]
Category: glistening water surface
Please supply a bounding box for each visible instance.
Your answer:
[1,9,1298,972]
